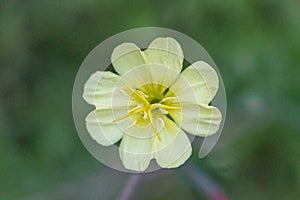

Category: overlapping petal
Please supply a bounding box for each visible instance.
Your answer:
[144,37,184,73]
[83,71,122,107]
[111,43,146,76]
[170,61,219,104]
[119,135,154,171]
[154,117,192,168]
[169,103,222,137]
[119,64,180,96]
[111,37,183,90]
[86,108,124,146]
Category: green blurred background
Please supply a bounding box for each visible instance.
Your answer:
[1,0,300,199]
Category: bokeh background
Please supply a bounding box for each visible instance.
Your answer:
[1,0,300,199]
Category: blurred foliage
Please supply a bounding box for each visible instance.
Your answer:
[0,0,300,199]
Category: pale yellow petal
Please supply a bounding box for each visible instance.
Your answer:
[171,61,219,104]
[169,103,222,137]
[85,109,124,146]
[111,43,146,75]
[144,37,183,73]
[83,71,135,108]
[111,38,183,89]
[119,64,180,93]
[83,71,119,107]
[154,118,192,168]
[113,117,156,139]
[119,135,154,171]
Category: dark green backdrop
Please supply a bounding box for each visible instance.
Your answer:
[0,0,299,199]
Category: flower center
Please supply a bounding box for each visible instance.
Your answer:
[112,83,180,141]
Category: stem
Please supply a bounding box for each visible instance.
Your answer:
[182,162,229,200]
[119,174,141,200]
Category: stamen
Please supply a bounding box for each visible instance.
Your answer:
[159,108,168,115]
[125,120,137,130]
[136,90,148,98]
[143,111,148,120]
[159,97,176,103]
[150,103,180,110]
[112,106,147,122]
[128,105,142,113]
[124,84,149,106]
[158,118,165,131]
[158,104,181,110]
[112,85,180,141]
[145,103,180,141]
[120,87,129,96]
[147,108,161,141]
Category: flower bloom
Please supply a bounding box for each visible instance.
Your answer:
[83,37,222,171]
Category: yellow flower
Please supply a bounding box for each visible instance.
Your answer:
[83,37,222,171]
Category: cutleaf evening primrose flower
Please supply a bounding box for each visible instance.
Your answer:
[83,37,222,171]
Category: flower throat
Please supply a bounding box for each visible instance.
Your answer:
[112,83,180,141]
